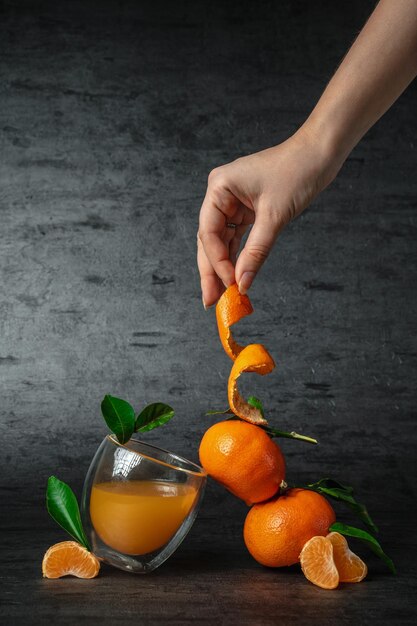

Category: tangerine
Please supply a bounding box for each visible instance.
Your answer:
[199,420,285,505]
[243,488,336,567]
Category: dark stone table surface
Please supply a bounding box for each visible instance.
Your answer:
[1,1,416,624]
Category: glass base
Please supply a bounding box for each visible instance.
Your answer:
[97,547,154,573]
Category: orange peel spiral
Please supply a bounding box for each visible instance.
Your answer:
[228,343,275,425]
[216,283,253,361]
[215,284,276,425]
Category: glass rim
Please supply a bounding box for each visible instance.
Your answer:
[106,434,207,478]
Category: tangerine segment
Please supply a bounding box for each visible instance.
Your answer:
[327,532,368,583]
[299,536,339,590]
[228,343,275,425]
[216,283,253,361]
[42,541,100,579]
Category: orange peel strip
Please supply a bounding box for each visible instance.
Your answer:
[216,283,253,361]
[228,343,275,425]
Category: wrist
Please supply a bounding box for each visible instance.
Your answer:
[293,120,348,193]
[300,92,369,187]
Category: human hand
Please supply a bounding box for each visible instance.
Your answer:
[197,127,340,307]
[198,0,417,308]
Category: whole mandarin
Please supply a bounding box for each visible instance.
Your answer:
[243,488,336,567]
[199,419,285,505]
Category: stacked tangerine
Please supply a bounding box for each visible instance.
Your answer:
[199,284,367,589]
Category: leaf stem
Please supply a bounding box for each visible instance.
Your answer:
[264,427,318,445]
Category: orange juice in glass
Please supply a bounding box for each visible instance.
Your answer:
[90,480,198,555]
[81,435,206,573]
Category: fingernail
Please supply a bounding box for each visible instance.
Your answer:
[222,276,235,289]
[202,296,208,311]
[238,272,255,295]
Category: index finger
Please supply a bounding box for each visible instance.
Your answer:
[197,233,224,307]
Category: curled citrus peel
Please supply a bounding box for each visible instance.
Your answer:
[228,343,275,425]
[216,283,253,361]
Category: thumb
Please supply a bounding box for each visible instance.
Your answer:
[235,213,280,294]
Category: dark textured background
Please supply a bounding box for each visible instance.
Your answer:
[1,0,416,623]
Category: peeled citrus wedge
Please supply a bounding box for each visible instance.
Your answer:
[42,541,100,579]
[216,283,253,361]
[299,535,339,590]
[228,343,275,425]
[327,532,368,583]
[300,532,368,589]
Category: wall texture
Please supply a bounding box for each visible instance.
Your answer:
[1,0,416,538]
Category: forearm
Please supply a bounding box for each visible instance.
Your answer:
[304,0,417,172]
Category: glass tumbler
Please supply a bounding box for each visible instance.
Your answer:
[81,434,206,573]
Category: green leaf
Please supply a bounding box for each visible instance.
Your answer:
[135,402,174,432]
[205,408,234,416]
[329,522,396,574]
[247,396,265,418]
[263,425,318,445]
[306,478,378,534]
[310,478,354,494]
[101,394,135,444]
[46,476,90,551]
